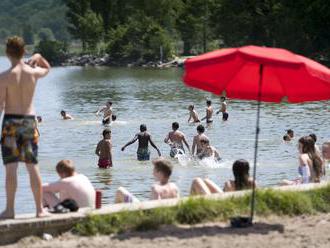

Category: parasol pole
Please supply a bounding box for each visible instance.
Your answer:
[250,64,263,223]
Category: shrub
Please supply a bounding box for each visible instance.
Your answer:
[34,40,68,66]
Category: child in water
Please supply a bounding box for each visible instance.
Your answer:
[187,105,200,123]
[95,129,113,168]
[115,158,179,203]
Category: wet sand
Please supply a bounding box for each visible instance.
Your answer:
[4,213,330,248]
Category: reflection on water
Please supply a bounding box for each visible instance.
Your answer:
[0,56,329,213]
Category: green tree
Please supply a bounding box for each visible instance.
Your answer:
[34,40,68,66]
[38,28,55,42]
[22,24,34,45]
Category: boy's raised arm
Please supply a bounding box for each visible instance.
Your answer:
[28,53,51,79]
[121,134,138,151]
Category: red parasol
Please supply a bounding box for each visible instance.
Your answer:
[183,45,330,225]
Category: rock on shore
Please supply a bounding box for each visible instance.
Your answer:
[62,54,185,68]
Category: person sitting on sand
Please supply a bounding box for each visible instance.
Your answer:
[121,124,161,161]
[164,122,190,158]
[42,160,96,209]
[95,129,113,168]
[60,110,73,120]
[216,96,229,121]
[281,136,323,185]
[96,100,113,125]
[192,124,209,156]
[115,158,179,203]
[187,105,200,123]
[190,159,256,195]
[197,137,220,161]
[201,99,213,124]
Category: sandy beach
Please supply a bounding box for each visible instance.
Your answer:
[4,213,330,248]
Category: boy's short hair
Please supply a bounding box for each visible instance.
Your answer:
[6,36,25,59]
[61,110,66,115]
[172,122,179,130]
[56,160,75,177]
[107,101,112,105]
[206,100,212,105]
[189,105,194,109]
[197,124,205,133]
[103,128,111,137]
[140,124,147,132]
[283,134,290,141]
[287,129,294,135]
[309,133,317,142]
[153,158,173,178]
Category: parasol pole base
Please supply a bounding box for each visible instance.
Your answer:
[230,216,253,228]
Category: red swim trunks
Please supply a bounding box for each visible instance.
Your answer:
[98,159,112,168]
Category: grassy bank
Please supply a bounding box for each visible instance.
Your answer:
[74,185,330,236]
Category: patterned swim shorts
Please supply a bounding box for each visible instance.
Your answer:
[137,148,150,161]
[1,114,39,165]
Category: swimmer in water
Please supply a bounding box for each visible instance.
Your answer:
[216,96,228,121]
[96,100,113,125]
[121,124,161,161]
[164,122,190,158]
[197,137,221,161]
[187,105,200,123]
[201,100,213,124]
[60,110,73,120]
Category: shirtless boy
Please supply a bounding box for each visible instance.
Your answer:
[95,129,112,168]
[164,122,190,157]
[115,158,179,203]
[216,96,228,121]
[96,101,113,125]
[43,160,95,209]
[60,110,73,120]
[192,124,209,156]
[197,138,221,161]
[0,36,50,218]
[187,105,200,123]
[201,100,213,124]
[121,124,161,161]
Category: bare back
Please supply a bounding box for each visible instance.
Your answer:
[168,130,185,146]
[0,60,48,115]
[137,131,150,149]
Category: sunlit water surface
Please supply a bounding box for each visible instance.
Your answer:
[0,57,329,214]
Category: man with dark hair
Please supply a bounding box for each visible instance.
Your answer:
[121,124,161,161]
[192,124,209,156]
[0,36,50,219]
[164,122,190,157]
[95,128,113,168]
[216,96,229,121]
[96,100,113,125]
[201,99,214,124]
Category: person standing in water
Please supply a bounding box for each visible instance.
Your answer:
[216,96,229,121]
[121,124,161,161]
[192,124,209,156]
[201,100,213,124]
[187,105,200,123]
[95,129,113,168]
[96,101,113,125]
[0,36,50,219]
[164,122,190,158]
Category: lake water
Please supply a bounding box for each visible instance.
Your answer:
[0,56,329,214]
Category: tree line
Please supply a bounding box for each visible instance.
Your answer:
[65,0,330,63]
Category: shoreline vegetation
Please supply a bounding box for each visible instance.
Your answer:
[74,184,330,236]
